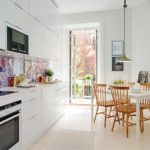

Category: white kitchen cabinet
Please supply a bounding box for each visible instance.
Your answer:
[21,88,41,103]
[22,97,42,122]
[0,0,63,60]
[41,83,68,130]
[26,0,63,59]
[5,0,29,35]
[0,0,6,49]
[29,0,61,33]
[21,112,43,150]
[13,0,30,11]
[21,83,68,149]
[21,89,42,150]
[42,84,60,130]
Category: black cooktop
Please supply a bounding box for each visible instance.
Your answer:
[0,91,17,96]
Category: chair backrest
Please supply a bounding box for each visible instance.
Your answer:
[140,83,150,91]
[93,84,106,106]
[140,83,150,104]
[111,86,129,110]
[128,82,135,89]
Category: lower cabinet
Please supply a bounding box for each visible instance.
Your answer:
[21,83,69,150]
[21,112,43,149]
[41,83,67,130]
[21,90,43,150]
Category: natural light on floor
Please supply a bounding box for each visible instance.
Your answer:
[29,105,150,150]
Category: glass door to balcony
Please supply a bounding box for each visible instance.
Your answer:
[69,29,97,104]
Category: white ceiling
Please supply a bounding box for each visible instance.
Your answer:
[54,0,149,14]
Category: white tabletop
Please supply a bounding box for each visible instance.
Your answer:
[106,89,150,99]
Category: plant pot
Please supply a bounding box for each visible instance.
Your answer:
[85,79,92,85]
[46,76,53,82]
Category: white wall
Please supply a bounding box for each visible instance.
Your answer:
[0,0,62,61]
[131,1,150,82]
[62,10,132,84]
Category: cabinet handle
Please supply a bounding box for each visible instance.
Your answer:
[29,114,37,120]
[29,98,36,102]
[24,98,36,103]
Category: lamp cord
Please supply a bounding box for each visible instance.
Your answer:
[123,0,127,55]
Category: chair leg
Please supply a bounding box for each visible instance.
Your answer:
[94,106,99,123]
[108,106,112,117]
[140,109,142,133]
[112,112,117,132]
[126,114,129,138]
[122,113,125,127]
[141,109,144,133]
[116,112,120,125]
[104,107,107,128]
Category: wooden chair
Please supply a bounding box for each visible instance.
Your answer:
[111,86,141,138]
[139,83,150,133]
[127,82,135,119]
[93,84,114,128]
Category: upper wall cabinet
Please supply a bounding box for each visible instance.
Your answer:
[29,0,62,35]
[0,0,6,49]
[13,0,30,11]
[12,0,62,36]
[5,0,29,34]
[28,16,51,58]
[28,14,62,60]
[0,0,62,60]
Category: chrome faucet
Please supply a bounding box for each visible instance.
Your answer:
[26,64,43,83]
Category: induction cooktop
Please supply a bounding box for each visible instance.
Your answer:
[0,91,17,96]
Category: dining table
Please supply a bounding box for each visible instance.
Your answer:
[91,88,150,140]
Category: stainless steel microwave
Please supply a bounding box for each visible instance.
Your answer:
[7,27,29,54]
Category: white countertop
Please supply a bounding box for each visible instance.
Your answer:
[0,82,62,106]
[0,82,61,92]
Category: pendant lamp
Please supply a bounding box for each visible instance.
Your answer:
[117,0,131,62]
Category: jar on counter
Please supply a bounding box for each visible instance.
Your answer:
[8,76,14,87]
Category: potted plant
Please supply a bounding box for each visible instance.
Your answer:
[84,74,93,96]
[84,74,93,84]
[113,79,124,86]
[45,68,54,82]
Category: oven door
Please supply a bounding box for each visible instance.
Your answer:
[0,111,20,150]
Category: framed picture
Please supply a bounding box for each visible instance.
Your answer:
[112,41,124,56]
[112,57,124,71]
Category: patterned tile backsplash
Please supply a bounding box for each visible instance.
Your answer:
[0,54,48,87]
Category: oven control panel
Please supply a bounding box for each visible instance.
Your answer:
[0,100,21,118]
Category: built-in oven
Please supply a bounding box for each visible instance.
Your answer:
[0,100,21,150]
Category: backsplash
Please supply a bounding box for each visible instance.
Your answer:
[0,52,48,87]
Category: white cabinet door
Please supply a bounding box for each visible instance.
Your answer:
[5,0,29,34]
[21,111,43,150]
[41,83,69,130]
[21,118,33,149]
[13,0,30,11]
[21,84,68,149]
[22,97,42,122]
[0,0,6,49]
[21,90,42,149]
[42,85,57,129]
